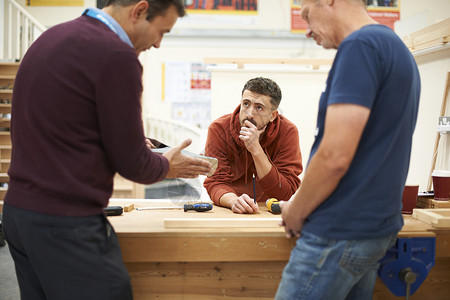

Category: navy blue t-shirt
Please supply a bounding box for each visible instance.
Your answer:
[302,25,421,240]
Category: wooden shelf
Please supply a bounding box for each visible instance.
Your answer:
[0,63,20,76]
[403,18,450,53]
[0,173,10,181]
[0,119,11,127]
[204,57,333,69]
[0,64,16,200]
[0,75,15,80]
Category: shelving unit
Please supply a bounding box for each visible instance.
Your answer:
[0,63,18,202]
[427,72,450,192]
[401,18,450,196]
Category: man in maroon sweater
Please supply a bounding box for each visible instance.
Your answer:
[2,1,212,299]
[204,77,303,214]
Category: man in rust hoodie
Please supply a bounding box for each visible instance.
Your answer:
[204,77,303,213]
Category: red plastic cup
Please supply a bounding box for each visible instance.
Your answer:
[432,170,450,201]
[401,185,419,214]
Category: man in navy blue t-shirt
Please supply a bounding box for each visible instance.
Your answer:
[276,0,420,299]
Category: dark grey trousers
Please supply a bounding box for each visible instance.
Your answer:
[2,204,132,300]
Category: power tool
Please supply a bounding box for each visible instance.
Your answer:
[266,198,281,214]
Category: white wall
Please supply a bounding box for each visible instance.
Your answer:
[139,0,332,152]
[139,36,331,127]
[15,0,96,27]
[396,0,450,37]
[207,67,328,173]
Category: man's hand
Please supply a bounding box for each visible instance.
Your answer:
[231,194,259,214]
[163,139,213,179]
[239,120,266,154]
[279,201,303,239]
[145,138,156,149]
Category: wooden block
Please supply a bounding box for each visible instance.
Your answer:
[416,198,450,209]
[417,199,433,208]
[416,201,432,208]
[164,217,282,228]
[417,196,434,204]
[433,200,450,208]
[123,203,134,212]
[412,209,450,228]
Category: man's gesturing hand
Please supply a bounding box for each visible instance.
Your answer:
[163,139,213,179]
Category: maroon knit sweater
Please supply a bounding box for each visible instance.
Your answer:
[5,15,169,216]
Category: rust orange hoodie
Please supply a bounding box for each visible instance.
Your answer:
[203,105,303,205]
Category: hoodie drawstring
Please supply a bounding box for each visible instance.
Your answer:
[244,151,248,187]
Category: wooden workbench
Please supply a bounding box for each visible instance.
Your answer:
[108,200,450,300]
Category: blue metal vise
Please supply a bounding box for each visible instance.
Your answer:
[378,237,435,297]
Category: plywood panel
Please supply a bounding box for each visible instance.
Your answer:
[118,236,295,263]
[125,259,450,300]
[127,261,284,300]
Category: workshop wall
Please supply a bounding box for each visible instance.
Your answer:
[17,0,450,35]
[409,50,450,191]
[138,0,449,192]
[15,0,450,191]
[14,0,97,27]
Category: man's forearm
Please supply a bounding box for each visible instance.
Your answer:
[289,149,347,221]
[251,147,273,179]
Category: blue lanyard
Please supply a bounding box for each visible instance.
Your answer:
[83,8,133,48]
[84,8,117,33]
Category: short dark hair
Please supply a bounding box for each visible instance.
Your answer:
[105,0,186,21]
[242,77,282,110]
